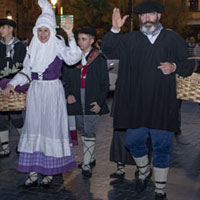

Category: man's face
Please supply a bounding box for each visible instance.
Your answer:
[139,12,161,33]
[77,33,94,52]
[37,26,50,43]
[0,25,13,38]
[189,36,195,44]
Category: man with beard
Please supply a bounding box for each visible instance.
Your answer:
[101,1,194,200]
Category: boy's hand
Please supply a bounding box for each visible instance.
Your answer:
[90,102,101,113]
[67,95,76,104]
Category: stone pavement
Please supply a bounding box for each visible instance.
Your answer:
[0,98,200,200]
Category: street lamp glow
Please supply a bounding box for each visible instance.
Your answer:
[6,10,12,20]
[51,0,57,7]
[7,15,12,20]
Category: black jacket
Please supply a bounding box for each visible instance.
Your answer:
[0,39,26,73]
[101,29,195,132]
[62,50,109,115]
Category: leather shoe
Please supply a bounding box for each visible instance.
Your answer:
[21,178,38,189]
[78,159,96,169]
[135,168,152,193]
[110,172,125,179]
[155,192,168,200]
[39,176,53,189]
[82,169,92,178]
[0,151,10,158]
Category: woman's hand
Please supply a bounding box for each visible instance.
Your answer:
[61,16,73,36]
[2,84,15,97]
[112,8,129,30]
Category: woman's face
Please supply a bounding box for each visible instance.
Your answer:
[37,27,50,43]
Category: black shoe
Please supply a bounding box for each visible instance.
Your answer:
[110,172,125,179]
[135,168,152,193]
[155,192,167,200]
[21,174,38,189]
[0,147,11,158]
[78,159,96,169]
[82,169,92,178]
[39,176,53,189]
[0,151,10,158]
[22,180,38,189]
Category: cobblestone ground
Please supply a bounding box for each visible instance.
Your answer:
[0,98,200,200]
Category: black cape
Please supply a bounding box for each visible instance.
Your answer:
[102,29,194,132]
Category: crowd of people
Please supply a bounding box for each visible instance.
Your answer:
[0,0,196,200]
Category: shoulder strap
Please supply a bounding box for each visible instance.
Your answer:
[18,71,31,83]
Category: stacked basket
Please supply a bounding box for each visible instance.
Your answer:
[176,73,200,103]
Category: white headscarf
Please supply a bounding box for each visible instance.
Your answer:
[26,0,61,73]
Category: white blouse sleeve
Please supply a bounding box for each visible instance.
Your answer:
[57,38,82,65]
[9,54,32,88]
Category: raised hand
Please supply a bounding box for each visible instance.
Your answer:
[61,16,73,35]
[112,8,129,30]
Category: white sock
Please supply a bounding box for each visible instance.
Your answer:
[154,167,169,194]
[82,137,96,170]
[133,155,150,180]
[41,176,53,184]
[116,162,125,174]
[25,172,38,185]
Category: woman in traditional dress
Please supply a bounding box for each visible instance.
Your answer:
[3,0,81,188]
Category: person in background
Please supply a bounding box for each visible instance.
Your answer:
[187,35,196,57]
[109,128,135,180]
[0,17,26,158]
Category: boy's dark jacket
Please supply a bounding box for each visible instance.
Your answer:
[62,49,109,115]
[0,39,26,72]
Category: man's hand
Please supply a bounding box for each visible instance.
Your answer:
[158,62,176,75]
[61,16,73,35]
[90,102,101,114]
[112,8,129,30]
[67,95,76,104]
[2,84,15,97]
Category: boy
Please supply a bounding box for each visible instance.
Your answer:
[63,27,109,178]
[0,18,26,158]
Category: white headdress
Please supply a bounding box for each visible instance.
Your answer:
[26,0,60,73]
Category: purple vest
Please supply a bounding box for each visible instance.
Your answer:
[31,57,63,80]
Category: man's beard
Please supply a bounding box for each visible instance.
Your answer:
[140,19,159,34]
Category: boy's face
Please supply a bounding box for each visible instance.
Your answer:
[0,25,13,38]
[77,33,94,52]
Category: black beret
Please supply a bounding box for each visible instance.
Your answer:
[133,1,164,14]
[0,18,16,28]
[76,27,96,38]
